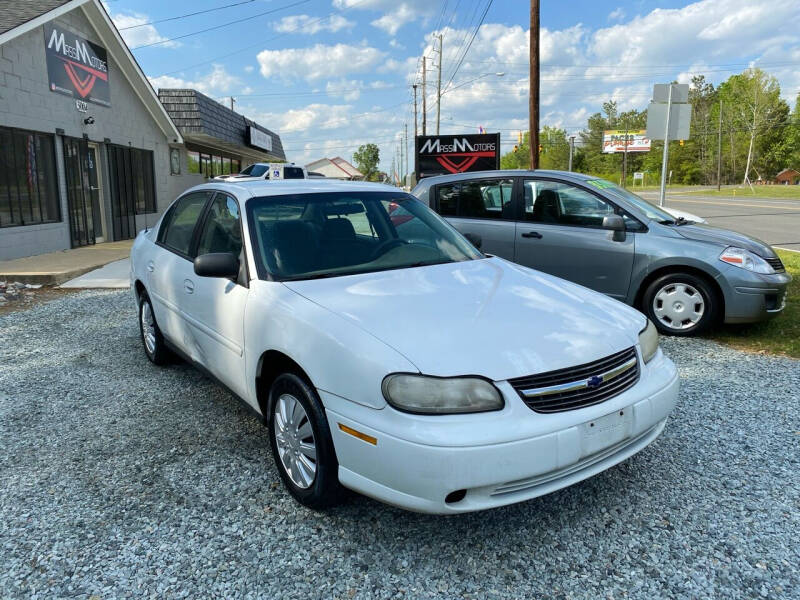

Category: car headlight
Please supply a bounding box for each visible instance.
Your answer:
[638,320,659,364]
[381,374,504,414]
[719,246,775,274]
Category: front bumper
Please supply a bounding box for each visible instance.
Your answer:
[324,349,679,514]
[718,266,792,324]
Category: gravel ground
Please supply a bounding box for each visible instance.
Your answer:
[1,290,798,600]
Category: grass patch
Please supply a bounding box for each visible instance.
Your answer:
[685,186,800,200]
[710,249,799,358]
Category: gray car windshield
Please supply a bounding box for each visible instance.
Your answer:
[246,191,484,281]
[587,179,676,222]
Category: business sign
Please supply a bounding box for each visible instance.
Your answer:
[44,23,110,107]
[602,130,651,153]
[248,126,273,152]
[415,133,500,179]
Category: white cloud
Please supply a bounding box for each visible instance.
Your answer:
[326,79,362,101]
[108,11,177,49]
[257,43,386,81]
[148,64,240,96]
[371,4,417,36]
[332,0,438,35]
[244,65,255,73]
[274,14,354,34]
[608,7,625,22]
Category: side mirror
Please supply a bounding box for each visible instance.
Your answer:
[463,232,483,250]
[602,215,626,242]
[194,253,239,278]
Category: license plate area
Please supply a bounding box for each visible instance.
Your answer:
[580,408,633,457]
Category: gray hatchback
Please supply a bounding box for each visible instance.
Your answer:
[412,170,791,336]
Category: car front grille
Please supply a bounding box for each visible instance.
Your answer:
[764,256,785,272]
[508,347,639,413]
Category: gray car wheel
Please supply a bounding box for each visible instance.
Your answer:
[642,273,718,336]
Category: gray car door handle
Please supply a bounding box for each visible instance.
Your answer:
[183,279,195,294]
[521,231,543,239]
[146,260,155,272]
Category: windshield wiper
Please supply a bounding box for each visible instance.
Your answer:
[658,219,676,225]
[675,217,693,225]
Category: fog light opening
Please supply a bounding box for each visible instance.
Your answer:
[445,489,467,504]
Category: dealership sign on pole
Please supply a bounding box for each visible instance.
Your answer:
[646,83,691,207]
[415,133,500,179]
[44,23,110,107]
[602,130,651,153]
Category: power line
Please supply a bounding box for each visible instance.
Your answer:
[118,0,257,30]
[132,0,312,50]
[442,0,494,92]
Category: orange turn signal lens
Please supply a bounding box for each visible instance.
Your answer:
[338,423,377,446]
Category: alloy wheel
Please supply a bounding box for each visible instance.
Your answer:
[141,301,157,354]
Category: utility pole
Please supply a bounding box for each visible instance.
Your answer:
[717,99,722,191]
[413,84,418,139]
[422,57,427,136]
[404,122,409,186]
[529,0,540,169]
[436,34,443,135]
[622,120,629,188]
[230,97,236,111]
[568,136,575,172]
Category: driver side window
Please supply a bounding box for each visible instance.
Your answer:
[196,194,242,257]
[524,180,615,228]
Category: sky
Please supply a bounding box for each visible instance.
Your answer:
[102,0,800,174]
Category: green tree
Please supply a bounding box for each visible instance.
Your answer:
[500,131,530,169]
[539,126,570,170]
[352,143,380,181]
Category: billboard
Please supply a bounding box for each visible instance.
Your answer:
[44,23,110,107]
[415,133,500,179]
[602,130,650,154]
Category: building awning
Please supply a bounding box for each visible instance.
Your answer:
[158,89,285,162]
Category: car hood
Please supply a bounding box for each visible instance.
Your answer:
[283,258,645,382]
[672,223,776,257]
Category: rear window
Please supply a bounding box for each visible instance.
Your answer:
[283,167,305,179]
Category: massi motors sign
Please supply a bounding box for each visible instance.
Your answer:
[44,23,110,107]
[415,133,500,179]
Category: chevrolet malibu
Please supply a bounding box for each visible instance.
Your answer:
[130,180,679,514]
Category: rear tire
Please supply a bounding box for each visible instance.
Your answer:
[267,373,343,509]
[642,273,718,336]
[138,292,170,365]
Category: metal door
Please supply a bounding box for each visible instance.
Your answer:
[63,137,95,248]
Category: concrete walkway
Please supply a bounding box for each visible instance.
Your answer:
[60,258,130,289]
[0,240,132,285]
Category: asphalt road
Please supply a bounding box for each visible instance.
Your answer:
[637,190,800,252]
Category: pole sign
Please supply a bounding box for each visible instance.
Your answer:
[602,130,651,153]
[415,133,500,179]
[44,23,110,107]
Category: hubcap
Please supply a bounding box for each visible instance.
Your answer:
[273,393,317,489]
[141,301,157,354]
[653,283,705,331]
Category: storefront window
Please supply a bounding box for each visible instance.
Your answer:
[212,155,222,177]
[187,151,200,174]
[222,157,232,174]
[0,126,60,228]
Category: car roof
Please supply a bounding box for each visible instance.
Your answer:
[185,178,403,199]
[413,169,596,189]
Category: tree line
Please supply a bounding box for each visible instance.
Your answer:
[500,68,800,185]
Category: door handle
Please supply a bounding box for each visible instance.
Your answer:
[146,260,155,272]
[521,231,543,239]
[183,279,195,294]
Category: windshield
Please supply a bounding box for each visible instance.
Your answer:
[586,179,676,222]
[246,191,483,281]
[240,164,268,177]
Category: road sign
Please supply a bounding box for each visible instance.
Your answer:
[652,83,689,104]
[646,103,691,140]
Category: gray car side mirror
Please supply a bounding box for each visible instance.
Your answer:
[602,215,626,242]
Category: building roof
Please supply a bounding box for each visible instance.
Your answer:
[305,157,363,179]
[775,168,800,178]
[158,89,285,161]
[332,157,364,178]
[0,0,182,143]
[0,0,74,36]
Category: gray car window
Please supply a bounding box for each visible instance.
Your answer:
[437,178,514,220]
[524,180,614,228]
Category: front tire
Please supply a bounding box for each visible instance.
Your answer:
[642,273,718,336]
[138,292,170,365]
[267,373,343,509]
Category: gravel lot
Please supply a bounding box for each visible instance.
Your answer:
[1,290,798,599]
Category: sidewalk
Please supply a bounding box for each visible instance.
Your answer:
[0,240,133,285]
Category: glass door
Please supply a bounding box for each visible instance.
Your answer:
[86,145,105,242]
[63,137,95,248]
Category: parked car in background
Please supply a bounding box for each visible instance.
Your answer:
[215,162,307,182]
[412,170,791,336]
[130,179,678,514]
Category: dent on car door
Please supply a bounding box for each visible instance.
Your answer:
[434,177,516,258]
[514,179,636,300]
[148,191,212,345]
[185,193,250,400]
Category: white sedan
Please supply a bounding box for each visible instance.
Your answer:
[130,180,679,514]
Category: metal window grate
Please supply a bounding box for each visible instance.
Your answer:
[508,347,640,413]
